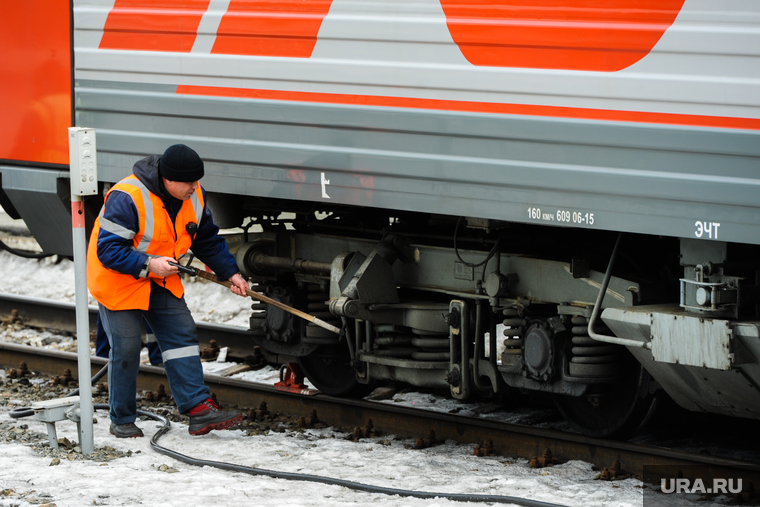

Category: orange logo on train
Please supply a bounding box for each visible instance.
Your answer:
[99,1,686,71]
[100,0,334,57]
[439,0,687,71]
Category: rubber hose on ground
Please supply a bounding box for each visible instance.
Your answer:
[0,237,55,259]
[140,406,566,506]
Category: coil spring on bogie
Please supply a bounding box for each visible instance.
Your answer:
[305,283,335,321]
[501,308,525,366]
[568,315,625,377]
[250,283,266,316]
[373,324,450,361]
[248,283,268,336]
[304,283,341,338]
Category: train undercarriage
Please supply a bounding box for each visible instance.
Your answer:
[210,196,760,438]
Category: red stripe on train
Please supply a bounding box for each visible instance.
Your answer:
[176,85,760,131]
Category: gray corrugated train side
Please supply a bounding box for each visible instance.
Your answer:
[78,84,760,244]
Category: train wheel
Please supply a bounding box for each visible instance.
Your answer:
[298,343,375,398]
[553,366,658,439]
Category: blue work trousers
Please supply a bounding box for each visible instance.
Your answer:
[98,282,209,424]
[95,315,162,366]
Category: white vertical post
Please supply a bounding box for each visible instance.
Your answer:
[69,127,98,455]
[71,194,94,454]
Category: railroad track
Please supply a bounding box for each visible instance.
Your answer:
[2,292,760,490]
[0,291,252,359]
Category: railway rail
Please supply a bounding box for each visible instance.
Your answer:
[1,292,760,490]
[0,291,252,360]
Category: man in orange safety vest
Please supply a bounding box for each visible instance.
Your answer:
[88,144,248,438]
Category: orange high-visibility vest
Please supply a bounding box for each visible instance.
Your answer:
[87,174,204,311]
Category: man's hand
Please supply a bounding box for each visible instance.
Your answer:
[228,273,248,297]
[148,256,180,277]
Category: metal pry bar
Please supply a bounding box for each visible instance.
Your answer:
[169,261,342,335]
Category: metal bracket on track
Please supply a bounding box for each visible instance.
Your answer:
[274,363,321,396]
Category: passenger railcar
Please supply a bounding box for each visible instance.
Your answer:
[2,0,760,437]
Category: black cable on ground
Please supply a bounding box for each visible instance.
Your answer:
[0,237,56,259]
[142,404,565,507]
[11,365,568,507]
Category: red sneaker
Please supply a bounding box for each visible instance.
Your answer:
[188,398,243,436]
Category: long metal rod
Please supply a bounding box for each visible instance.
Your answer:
[587,233,652,349]
[194,270,342,335]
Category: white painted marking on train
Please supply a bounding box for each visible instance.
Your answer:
[695,221,721,239]
[321,172,331,199]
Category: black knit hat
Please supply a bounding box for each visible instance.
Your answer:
[159,144,204,182]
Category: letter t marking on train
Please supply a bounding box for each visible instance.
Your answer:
[321,172,331,199]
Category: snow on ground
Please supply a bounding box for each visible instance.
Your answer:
[0,398,651,507]
[0,251,729,507]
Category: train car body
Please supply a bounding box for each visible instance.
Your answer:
[2,0,759,436]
